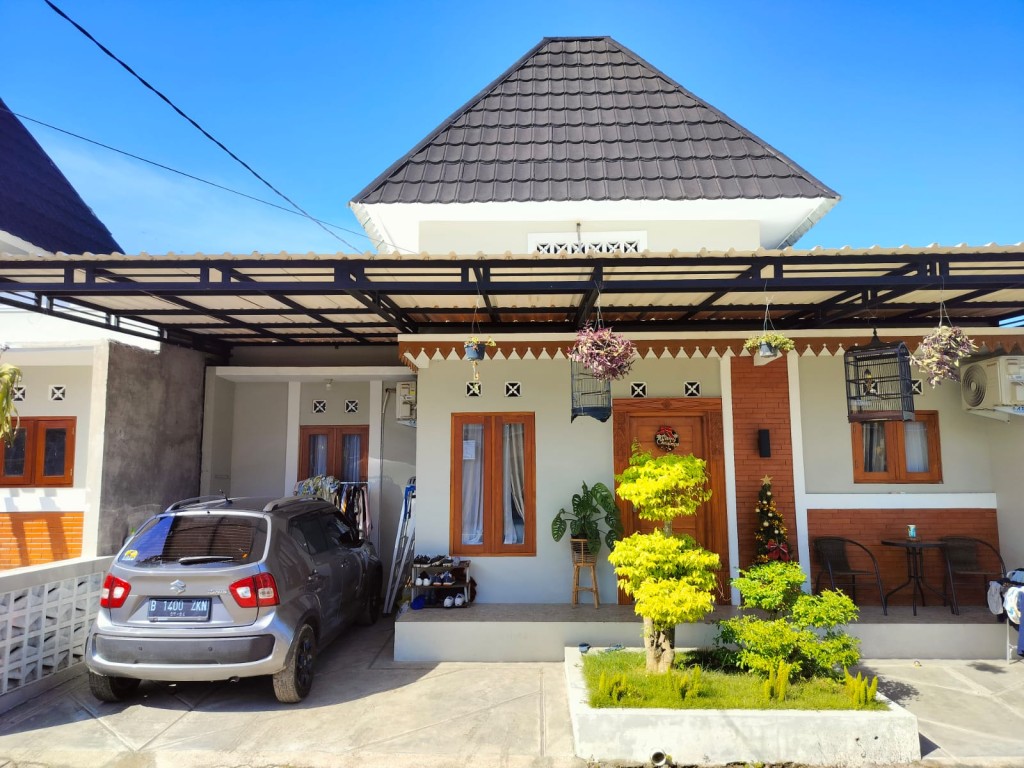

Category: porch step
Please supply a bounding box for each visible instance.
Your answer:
[394,603,1014,662]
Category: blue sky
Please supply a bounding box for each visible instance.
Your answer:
[3,1,1022,254]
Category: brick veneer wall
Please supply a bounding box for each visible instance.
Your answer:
[809,508,1000,606]
[731,356,795,570]
[0,513,83,570]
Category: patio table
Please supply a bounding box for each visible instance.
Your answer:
[881,539,958,616]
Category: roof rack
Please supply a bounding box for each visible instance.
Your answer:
[165,493,230,513]
[263,496,315,513]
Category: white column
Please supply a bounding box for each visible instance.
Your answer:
[82,342,110,558]
[787,351,811,585]
[368,380,384,552]
[720,352,740,605]
[283,381,300,496]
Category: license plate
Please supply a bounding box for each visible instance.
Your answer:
[148,597,212,622]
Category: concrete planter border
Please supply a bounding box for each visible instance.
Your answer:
[564,647,921,767]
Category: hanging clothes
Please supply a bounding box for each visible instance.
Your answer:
[339,483,372,541]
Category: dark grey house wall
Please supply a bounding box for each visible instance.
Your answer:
[97,342,206,553]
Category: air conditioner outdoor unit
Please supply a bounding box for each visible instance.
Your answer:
[960,355,1024,417]
[396,380,417,425]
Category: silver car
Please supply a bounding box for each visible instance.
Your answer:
[86,495,383,703]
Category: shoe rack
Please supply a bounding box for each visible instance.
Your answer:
[409,560,471,608]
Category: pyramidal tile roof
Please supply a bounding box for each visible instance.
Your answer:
[353,36,837,205]
[0,97,122,255]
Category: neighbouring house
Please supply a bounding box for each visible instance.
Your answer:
[2,38,1022,617]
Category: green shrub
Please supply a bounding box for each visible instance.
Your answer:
[763,659,793,702]
[732,561,806,617]
[717,563,862,680]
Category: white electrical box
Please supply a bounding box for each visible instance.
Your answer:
[397,381,417,425]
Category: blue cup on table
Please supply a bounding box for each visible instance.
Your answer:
[907,524,917,539]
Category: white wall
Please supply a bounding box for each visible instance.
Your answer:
[797,355,993,493]
[419,219,760,254]
[230,383,289,496]
[986,419,1024,567]
[414,354,725,603]
[298,381,370,425]
[201,377,236,495]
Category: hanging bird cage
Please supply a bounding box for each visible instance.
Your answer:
[570,359,612,422]
[844,331,916,423]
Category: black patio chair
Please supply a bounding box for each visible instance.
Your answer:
[940,536,1006,609]
[813,536,888,615]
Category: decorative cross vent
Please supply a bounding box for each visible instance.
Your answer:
[345,400,358,413]
[312,399,327,414]
[12,385,25,402]
[683,381,701,397]
[49,385,66,402]
[630,382,647,398]
[505,382,521,398]
[911,380,924,395]
[534,240,641,255]
[466,381,482,397]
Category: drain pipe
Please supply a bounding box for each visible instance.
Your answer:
[650,751,672,767]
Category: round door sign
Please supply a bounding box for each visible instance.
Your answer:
[654,426,679,452]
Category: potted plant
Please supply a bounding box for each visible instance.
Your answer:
[464,336,496,361]
[0,357,22,446]
[743,331,795,358]
[912,324,976,387]
[567,324,636,381]
[551,481,623,561]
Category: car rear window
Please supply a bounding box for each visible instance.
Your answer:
[120,513,268,566]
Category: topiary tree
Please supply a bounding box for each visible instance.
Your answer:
[1,357,22,446]
[609,443,720,673]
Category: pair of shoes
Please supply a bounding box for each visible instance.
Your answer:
[414,571,432,586]
[428,555,446,566]
[431,572,445,586]
[413,554,430,565]
[441,571,454,585]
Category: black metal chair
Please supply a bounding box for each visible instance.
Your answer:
[813,536,888,615]
[940,536,1006,609]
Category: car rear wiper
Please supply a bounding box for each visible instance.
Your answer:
[177,555,238,565]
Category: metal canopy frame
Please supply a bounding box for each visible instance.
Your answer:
[1,246,1022,353]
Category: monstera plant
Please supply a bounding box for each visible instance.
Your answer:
[551,481,623,557]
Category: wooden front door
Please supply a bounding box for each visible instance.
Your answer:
[612,398,729,602]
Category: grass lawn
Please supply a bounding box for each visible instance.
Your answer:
[582,649,886,711]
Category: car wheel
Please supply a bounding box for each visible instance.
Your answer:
[88,670,140,703]
[358,580,383,626]
[272,623,316,703]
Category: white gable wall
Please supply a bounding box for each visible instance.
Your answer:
[355,198,833,254]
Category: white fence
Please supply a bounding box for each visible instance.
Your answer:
[0,556,111,714]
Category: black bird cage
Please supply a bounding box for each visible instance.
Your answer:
[843,332,915,423]
[570,360,612,422]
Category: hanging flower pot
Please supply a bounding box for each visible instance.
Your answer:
[464,342,486,361]
[743,332,795,357]
[912,324,977,387]
[568,325,636,381]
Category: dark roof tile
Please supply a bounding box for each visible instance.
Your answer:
[0,97,121,254]
[352,37,837,204]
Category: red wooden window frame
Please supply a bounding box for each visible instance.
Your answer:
[0,417,76,487]
[450,412,536,557]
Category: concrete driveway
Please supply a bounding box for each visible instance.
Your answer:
[0,615,1023,768]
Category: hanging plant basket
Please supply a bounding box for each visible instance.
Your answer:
[464,342,487,361]
[568,325,636,381]
[912,324,977,387]
[743,332,795,357]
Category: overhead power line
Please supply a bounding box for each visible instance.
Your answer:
[3,104,389,248]
[43,0,365,250]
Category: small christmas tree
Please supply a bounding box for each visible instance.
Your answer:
[754,475,791,563]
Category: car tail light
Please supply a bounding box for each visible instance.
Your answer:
[100,573,131,608]
[229,572,280,608]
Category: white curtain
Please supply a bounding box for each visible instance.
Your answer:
[862,422,887,473]
[341,434,361,482]
[309,434,328,477]
[903,421,929,473]
[503,423,526,544]
[461,424,484,545]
